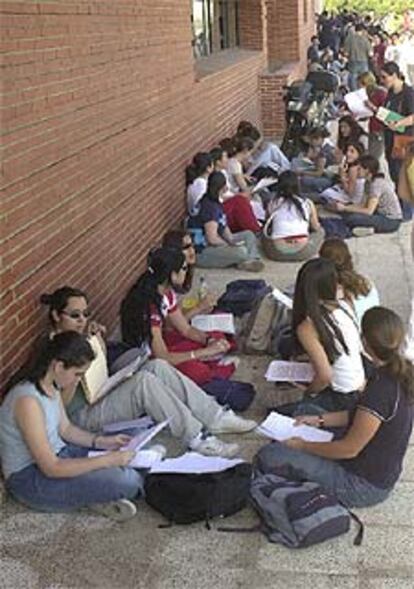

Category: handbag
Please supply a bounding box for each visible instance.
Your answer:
[391,134,414,160]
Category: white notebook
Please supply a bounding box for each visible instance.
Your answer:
[265,361,315,383]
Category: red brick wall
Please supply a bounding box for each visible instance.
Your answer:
[0,1,266,390]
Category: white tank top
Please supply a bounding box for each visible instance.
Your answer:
[270,198,311,239]
[330,304,365,393]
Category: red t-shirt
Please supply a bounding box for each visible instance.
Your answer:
[150,289,178,328]
[368,87,387,134]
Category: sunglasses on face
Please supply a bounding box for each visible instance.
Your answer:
[182,242,194,250]
[61,310,91,320]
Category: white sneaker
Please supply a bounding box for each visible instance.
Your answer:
[352,227,375,237]
[189,434,240,458]
[89,498,137,522]
[210,409,257,434]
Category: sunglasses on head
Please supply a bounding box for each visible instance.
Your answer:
[61,310,91,320]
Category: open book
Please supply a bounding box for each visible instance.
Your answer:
[265,360,314,383]
[257,411,333,443]
[191,313,235,334]
[376,107,406,133]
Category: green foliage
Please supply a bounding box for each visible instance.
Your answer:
[324,0,407,18]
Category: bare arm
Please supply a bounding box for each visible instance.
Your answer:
[297,319,333,394]
[167,308,208,344]
[288,408,381,459]
[14,397,133,478]
[204,221,228,246]
[341,165,358,196]
[339,196,379,215]
[309,201,321,231]
[150,326,230,364]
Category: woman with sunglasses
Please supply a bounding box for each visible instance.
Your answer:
[162,229,217,319]
[37,287,256,458]
[121,247,238,386]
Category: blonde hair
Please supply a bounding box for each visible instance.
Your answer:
[358,71,376,89]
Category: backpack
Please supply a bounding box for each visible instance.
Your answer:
[144,462,252,527]
[202,378,256,412]
[217,280,269,317]
[249,473,363,548]
[241,291,292,355]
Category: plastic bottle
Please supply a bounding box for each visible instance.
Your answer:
[198,276,208,301]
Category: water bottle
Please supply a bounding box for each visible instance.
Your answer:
[198,276,208,301]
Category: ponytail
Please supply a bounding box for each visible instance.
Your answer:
[362,306,414,401]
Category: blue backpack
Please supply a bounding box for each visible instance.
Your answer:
[217,280,270,317]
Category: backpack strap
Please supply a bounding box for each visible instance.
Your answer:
[216,523,262,534]
[262,203,282,239]
[349,510,364,546]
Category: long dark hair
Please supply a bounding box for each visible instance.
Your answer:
[203,171,227,203]
[5,331,95,396]
[338,115,366,153]
[362,307,414,400]
[293,258,349,364]
[162,229,195,293]
[120,247,185,347]
[40,286,88,327]
[274,171,307,220]
[185,152,212,186]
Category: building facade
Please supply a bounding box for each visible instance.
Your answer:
[0,0,315,388]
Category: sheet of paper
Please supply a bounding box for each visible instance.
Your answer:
[265,360,315,382]
[150,452,245,474]
[94,352,149,402]
[88,448,163,469]
[257,411,333,443]
[124,420,169,452]
[250,198,266,221]
[191,313,235,334]
[102,416,155,434]
[252,177,278,194]
[344,88,372,119]
[272,287,293,310]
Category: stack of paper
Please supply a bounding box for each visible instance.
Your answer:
[257,411,333,442]
[265,360,314,382]
[191,313,235,334]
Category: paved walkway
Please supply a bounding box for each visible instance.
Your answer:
[1,223,413,589]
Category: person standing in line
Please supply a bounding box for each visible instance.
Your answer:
[343,24,373,91]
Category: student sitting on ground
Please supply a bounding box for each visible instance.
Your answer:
[262,171,325,263]
[321,140,365,205]
[329,154,403,236]
[336,115,367,159]
[226,136,256,195]
[188,171,264,271]
[162,229,217,319]
[120,247,246,386]
[210,146,261,233]
[291,142,333,197]
[319,237,380,326]
[236,120,291,175]
[256,307,414,508]
[37,287,254,457]
[282,257,365,414]
[186,152,213,217]
[0,331,142,520]
[304,126,337,167]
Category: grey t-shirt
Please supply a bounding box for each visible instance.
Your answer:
[367,177,403,219]
[344,32,371,63]
[0,382,65,479]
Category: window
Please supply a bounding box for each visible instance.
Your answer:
[191,0,239,58]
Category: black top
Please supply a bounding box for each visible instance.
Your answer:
[342,370,413,489]
[385,83,414,137]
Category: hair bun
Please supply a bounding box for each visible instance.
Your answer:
[40,293,52,305]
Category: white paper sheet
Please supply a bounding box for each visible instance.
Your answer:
[344,88,372,120]
[257,411,333,443]
[191,313,235,334]
[88,448,163,469]
[250,198,266,221]
[265,361,315,382]
[124,420,169,452]
[272,287,293,310]
[252,177,278,194]
[102,416,155,434]
[149,452,245,474]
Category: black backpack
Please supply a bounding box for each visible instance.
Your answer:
[144,463,252,527]
[217,280,270,317]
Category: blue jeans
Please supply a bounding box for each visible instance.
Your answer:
[299,175,333,197]
[6,445,144,512]
[342,212,401,233]
[348,61,368,91]
[255,441,390,508]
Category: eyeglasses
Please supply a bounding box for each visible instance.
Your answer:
[182,242,194,250]
[61,310,91,320]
